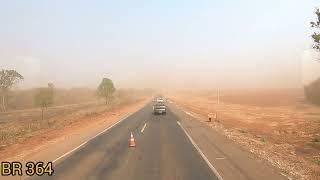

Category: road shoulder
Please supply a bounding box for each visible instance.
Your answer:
[1,99,148,164]
[169,103,288,180]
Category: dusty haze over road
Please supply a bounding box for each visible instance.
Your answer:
[1,0,319,89]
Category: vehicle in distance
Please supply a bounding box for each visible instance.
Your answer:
[154,96,166,103]
[153,98,166,115]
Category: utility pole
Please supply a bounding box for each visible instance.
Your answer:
[217,88,220,104]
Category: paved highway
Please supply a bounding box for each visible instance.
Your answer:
[31,103,218,180]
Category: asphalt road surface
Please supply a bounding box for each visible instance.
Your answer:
[30,103,219,180]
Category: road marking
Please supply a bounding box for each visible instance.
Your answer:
[141,123,147,133]
[216,157,226,160]
[22,114,132,180]
[185,111,197,118]
[52,113,133,163]
[21,103,150,180]
[177,121,224,180]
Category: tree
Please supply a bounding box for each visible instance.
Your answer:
[0,69,24,111]
[34,84,54,121]
[97,78,116,105]
[305,8,320,105]
[311,8,320,57]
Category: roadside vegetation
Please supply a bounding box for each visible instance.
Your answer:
[0,69,24,111]
[34,83,55,121]
[97,78,116,105]
[305,8,320,105]
[0,72,152,150]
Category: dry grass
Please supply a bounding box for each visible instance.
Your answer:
[0,88,151,148]
[7,88,97,110]
[167,89,320,179]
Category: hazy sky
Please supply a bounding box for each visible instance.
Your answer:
[1,0,319,89]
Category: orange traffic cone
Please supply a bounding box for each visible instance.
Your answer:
[129,132,136,147]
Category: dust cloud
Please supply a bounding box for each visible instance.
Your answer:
[1,1,319,90]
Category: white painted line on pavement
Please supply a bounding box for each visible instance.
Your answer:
[177,121,224,180]
[216,157,226,160]
[22,103,151,180]
[141,123,147,133]
[52,113,133,163]
[21,113,133,180]
[185,111,197,118]
[52,141,88,163]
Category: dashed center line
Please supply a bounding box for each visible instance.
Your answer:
[141,123,147,133]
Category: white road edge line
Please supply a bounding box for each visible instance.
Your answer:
[141,123,147,133]
[52,113,132,163]
[177,121,224,180]
[21,113,133,180]
[22,103,150,180]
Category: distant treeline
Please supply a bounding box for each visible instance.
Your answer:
[6,88,152,110]
[1,68,154,112]
[7,88,96,109]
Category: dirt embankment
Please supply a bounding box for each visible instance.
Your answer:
[0,95,150,161]
[167,89,320,179]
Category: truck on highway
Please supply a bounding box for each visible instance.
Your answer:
[153,98,166,115]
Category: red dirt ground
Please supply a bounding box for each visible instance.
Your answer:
[0,98,149,162]
[167,89,320,179]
